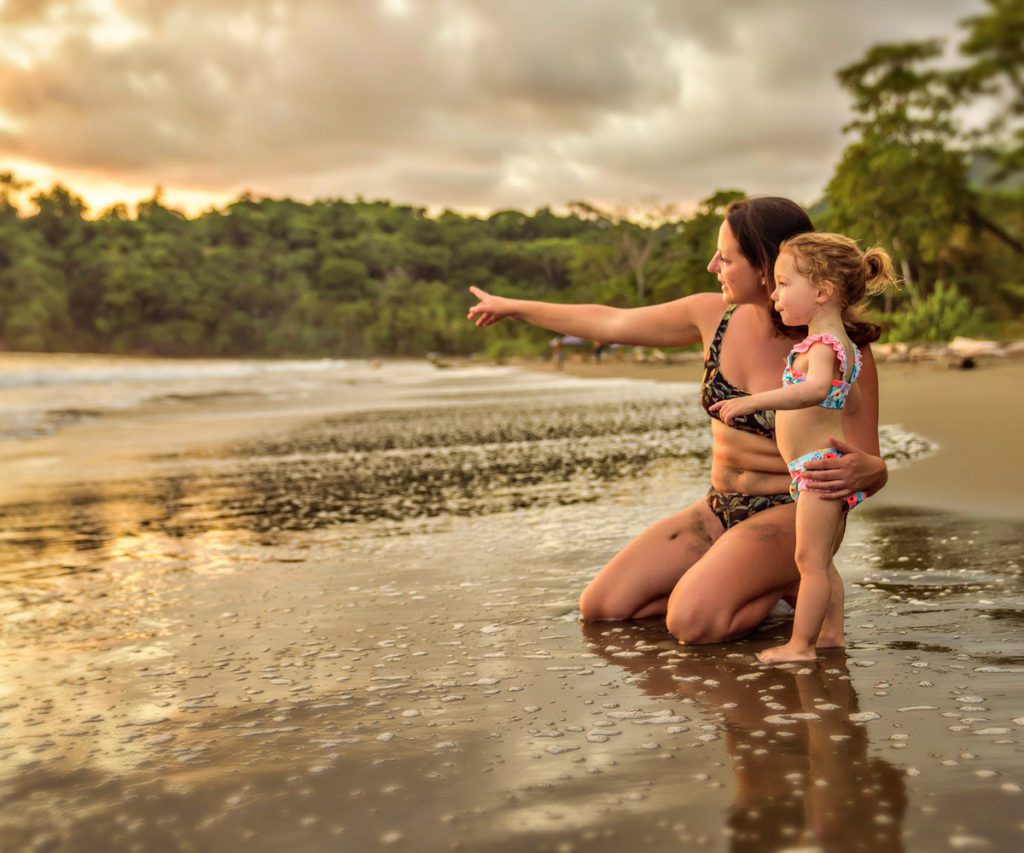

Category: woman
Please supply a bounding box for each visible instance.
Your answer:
[467,197,887,644]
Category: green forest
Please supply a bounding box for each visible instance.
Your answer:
[0,1,1021,359]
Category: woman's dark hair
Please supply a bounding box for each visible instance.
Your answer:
[725,197,814,337]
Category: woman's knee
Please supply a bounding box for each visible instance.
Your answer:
[578,582,635,622]
[577,584,604,621]
[665,599,726,644]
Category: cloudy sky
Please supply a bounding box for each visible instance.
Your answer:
[0,0,984,216]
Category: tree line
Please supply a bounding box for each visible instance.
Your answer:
[0,0,1020,359]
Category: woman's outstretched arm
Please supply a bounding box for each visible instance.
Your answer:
[467,286,723,349]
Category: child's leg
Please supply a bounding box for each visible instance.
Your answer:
[758,495,844,663]
[816,562,845,648]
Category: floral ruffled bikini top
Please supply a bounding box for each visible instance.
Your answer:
[782,333,861,410]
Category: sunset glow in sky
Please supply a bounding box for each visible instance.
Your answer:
[0,0,984,217]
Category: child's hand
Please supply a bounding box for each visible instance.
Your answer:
[709,398,755,426]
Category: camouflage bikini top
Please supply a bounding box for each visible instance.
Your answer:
[700,305,776,440]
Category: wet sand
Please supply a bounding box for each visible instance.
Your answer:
[0,355,1022,852]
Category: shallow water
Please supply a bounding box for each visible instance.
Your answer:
[0,357,1021,852]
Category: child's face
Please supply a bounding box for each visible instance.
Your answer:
[771,251,821,327]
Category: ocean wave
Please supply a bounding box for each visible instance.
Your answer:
[0,358,357,389]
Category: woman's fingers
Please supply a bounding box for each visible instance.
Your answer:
[828,435,857,454]
[813,489,850,500]
[802,469,846,485]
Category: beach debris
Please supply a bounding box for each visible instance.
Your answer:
[949,337,1003,358]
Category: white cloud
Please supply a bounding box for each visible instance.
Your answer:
[0,0,986,213]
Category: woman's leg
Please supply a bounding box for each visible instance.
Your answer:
[578,496,724,622]
[665,501,801,644]
[758,496,845,663]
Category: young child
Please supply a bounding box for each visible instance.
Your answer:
[710,233,897,663]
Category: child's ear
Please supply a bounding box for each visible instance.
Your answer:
[817,280,837,304]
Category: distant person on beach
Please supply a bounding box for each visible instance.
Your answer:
[710,233,897,662]
[549,335,564,369]
[549,335,591,369]
[467,197,888,646]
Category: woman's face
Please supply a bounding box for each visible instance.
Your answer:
[706,220,764,304]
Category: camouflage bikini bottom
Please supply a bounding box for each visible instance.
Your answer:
[705,486,794,531]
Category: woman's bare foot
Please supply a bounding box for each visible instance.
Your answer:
[757,643,817,664]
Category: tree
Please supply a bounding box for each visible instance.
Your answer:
[825,41,973,304]
[952,0,1024,177]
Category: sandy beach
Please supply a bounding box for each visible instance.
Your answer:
[0,353,1022,851]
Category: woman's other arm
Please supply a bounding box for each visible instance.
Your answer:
[467,286,723,349]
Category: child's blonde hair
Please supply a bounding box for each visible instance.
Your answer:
[779,232,899,345]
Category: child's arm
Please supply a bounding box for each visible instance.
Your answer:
[709,344,837,425]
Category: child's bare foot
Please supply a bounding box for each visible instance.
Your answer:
[815,630,846,649]
[816,604,845,648]
[817,564,845,648]
[757,643,817,664]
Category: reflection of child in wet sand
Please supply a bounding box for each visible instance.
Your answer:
[580,621,907,848]
[711,234,897,663]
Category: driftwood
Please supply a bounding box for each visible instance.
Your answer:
[873,337,1022,368]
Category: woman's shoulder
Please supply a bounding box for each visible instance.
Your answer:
[684,292,730,319]
[660,293,729,343]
